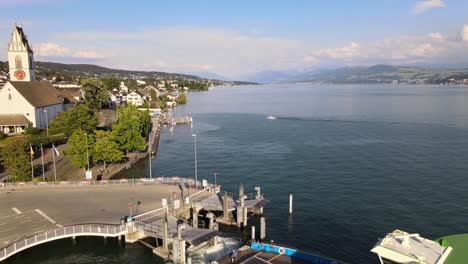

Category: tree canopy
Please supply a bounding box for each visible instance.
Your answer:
[112,105,147,153]
[150,89,158,101]
[102,76,120,90]
[65,128,95,168]
[177,93,187,104]
[93,130,124,168]
[49,104,98,137]
[0,137,31,182]
[81,79,109,109]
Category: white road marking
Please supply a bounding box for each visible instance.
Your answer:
[35,209,57,225]
[11,208,21,214]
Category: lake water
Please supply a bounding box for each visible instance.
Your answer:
[8,84,468,263]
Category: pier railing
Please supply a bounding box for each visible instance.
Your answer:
[133,207,168,223]
[0,176,219,191]
[0,224,127,262]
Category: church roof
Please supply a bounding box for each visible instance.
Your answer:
[9,81,63,107]
[0,114,31,126]
[15,26,33,53]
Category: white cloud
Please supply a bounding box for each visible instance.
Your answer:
[35,42,104,59]
[313,42,361,59]
[462,25,468,42]
[19,24,468,77]
[47,27,306,76]
[302,26,468,68]
[414,0,445,14]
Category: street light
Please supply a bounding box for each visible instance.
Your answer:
[85,132,90,171]
[43,109,48,136]
[192,134,198,188]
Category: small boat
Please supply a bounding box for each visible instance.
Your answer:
[266,115,276,120]
[169,126,174,132]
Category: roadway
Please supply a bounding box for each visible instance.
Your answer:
[0,184,188,247]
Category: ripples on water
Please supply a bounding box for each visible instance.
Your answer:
[10,84,468,263]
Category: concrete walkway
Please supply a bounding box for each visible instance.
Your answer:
[0,184,189,247]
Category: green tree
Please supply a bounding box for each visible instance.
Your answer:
[112,105,147,153]
[49,104,98,137]
[150,89,157,101]
[81,79,109,109]
[65,128,95,168]
[93,130,124,168]
[102,76,120,91]
[125,79,138,91]
[0,131,7,140]
[0,137,31,182]
[140,109,151,138]
[177,93,187,104]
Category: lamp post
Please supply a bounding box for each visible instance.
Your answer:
[43,109,48,136]
[192,134,198,188]
[85,132,90,171]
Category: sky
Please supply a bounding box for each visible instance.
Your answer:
[1,0,468,78]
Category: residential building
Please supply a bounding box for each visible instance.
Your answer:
[126,90,145,106]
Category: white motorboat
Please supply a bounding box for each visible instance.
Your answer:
[266,115,276,120]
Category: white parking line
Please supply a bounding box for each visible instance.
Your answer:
[35,209,57,225]
[11,208,21,214]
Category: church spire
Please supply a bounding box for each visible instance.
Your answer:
[8,21,35,82]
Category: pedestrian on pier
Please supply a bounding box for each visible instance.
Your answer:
[230,249,238,263]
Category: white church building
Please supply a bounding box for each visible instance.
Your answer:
[0,22,70,134]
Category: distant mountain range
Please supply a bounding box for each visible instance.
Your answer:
[244,65,468,85]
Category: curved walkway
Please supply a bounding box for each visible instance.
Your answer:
[0,224,126,262]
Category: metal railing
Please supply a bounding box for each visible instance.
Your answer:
[133,206,168,223]
[0,176,219,190]
[0,224,127,262]
[188,187,211,202]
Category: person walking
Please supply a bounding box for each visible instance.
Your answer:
[230,249,238,263]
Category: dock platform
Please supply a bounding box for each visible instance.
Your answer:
[214,246,310,264]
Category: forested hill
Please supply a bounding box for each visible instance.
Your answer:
[285,65,468,85]
[0,60,256,85]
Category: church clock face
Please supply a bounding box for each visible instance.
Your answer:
[14,70,26,80]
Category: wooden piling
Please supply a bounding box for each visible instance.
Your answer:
[289,194,293,215]
[223,192,229,219]
[251,226,256,242]
[260,217,266,240]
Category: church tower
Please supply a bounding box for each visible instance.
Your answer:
[8,21,35,82]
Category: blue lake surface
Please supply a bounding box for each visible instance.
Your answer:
[8,84,468,263]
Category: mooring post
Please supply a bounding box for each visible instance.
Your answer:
[207,213,214,229]
[243,206,248,228]
[260,217,266,240]
[223,192,229,219]
[162,214,168,251]
[236,205,242,227]
[239,182,245,208]
[255,186,261,199]
[289,194,293,215]
[173,224,186,264]
[191,206,199,228]
[251,225,256,242]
